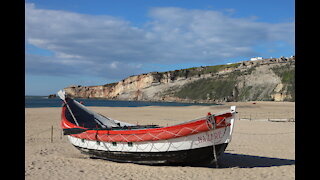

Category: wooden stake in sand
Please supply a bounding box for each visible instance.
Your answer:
[51,125,53,143]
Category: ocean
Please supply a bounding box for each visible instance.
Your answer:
[25,96,216,108]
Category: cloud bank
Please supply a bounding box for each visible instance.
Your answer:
[25,3,294,80]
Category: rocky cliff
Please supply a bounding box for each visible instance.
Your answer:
[64,56,295,102]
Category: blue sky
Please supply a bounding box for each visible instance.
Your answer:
[25,0,295,95]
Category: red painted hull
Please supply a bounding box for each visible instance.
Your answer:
[61,106,232,142]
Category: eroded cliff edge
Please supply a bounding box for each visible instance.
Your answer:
[64,56,295,103]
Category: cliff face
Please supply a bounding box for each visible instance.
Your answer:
[64,56,295,102]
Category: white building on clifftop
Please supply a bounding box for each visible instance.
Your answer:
[250,57,263,61]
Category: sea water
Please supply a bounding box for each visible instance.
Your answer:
[25,96,216,108]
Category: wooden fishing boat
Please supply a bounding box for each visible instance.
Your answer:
[58,90,236,165]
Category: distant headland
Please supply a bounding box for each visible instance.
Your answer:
[60,56,294,103]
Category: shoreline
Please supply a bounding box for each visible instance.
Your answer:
[25,97,294,108]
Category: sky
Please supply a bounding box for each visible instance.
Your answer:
[25,0,295,95]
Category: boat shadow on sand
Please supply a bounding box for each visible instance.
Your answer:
[88,153,295,168]
[207,153,295,168]
[137,153,295,168]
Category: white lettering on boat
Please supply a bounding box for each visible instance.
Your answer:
[196,131,223,144]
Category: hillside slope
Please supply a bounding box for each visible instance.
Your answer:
[64,56,295,102]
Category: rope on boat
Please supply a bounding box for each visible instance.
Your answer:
[207,113,219,168]
[76,122,209,142]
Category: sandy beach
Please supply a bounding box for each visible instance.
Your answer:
[25,101,295,180]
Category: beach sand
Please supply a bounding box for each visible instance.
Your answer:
[25,101,295,180]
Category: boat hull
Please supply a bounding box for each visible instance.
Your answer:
[73,143,228,165]
[67,126,232,165]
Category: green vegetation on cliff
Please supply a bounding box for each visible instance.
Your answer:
[174,78,236,101]
[174,70,241,101]
[164,63,241,80]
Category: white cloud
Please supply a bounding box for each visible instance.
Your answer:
[25,3,294,79]
[110,61,119,69]
[146,7,294,62]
